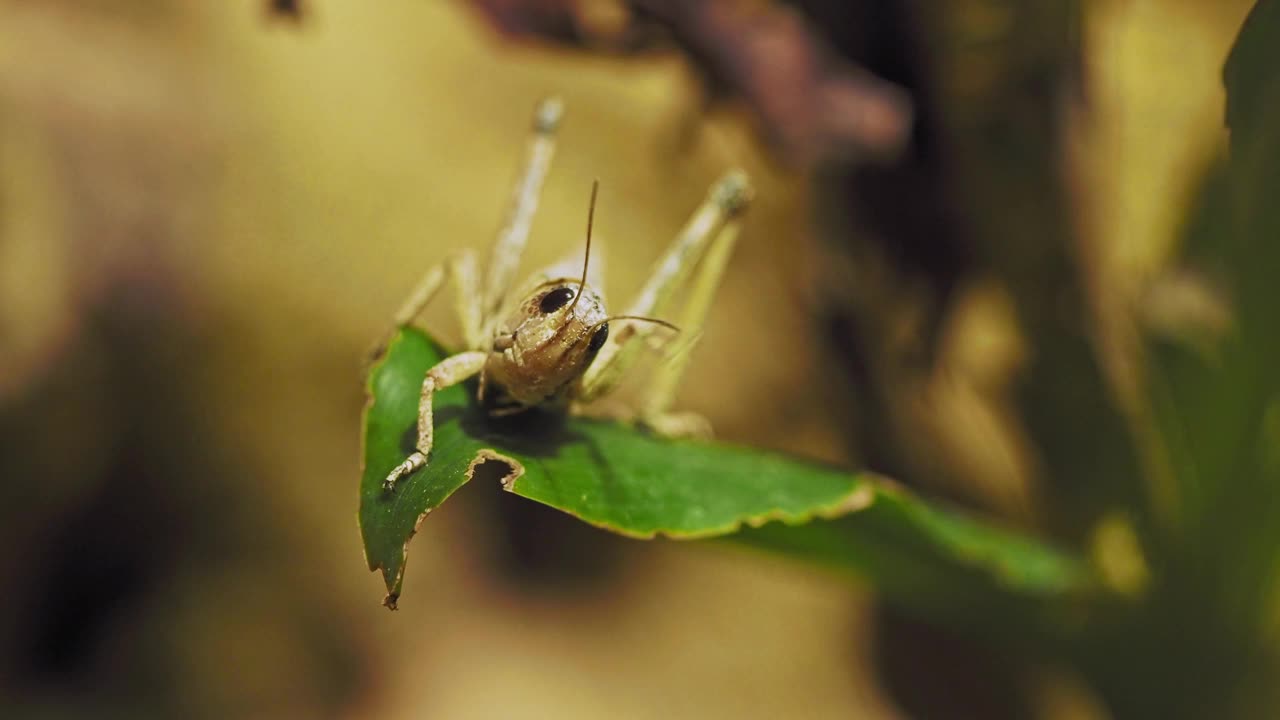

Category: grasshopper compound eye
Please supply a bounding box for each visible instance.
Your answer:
[539,287,576,313]
[587,323,609,353]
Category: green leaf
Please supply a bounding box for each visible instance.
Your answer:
[1224,0,1280,141]
[1143,0,1280,586]
[1141,0,1280,634]
[1090,5,1280,712]
[359,328,1088,618]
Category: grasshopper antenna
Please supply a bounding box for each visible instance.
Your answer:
[567,179,599,316]
[593,315,681,334]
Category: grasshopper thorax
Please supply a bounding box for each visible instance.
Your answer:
[480,278,609,412]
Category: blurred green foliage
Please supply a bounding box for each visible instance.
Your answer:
[1086,1,1280,715]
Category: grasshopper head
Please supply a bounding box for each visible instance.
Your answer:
[482,279,610,410]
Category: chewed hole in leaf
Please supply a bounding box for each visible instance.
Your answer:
[467,450,524,492]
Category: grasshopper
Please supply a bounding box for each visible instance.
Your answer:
[381,97,752,494]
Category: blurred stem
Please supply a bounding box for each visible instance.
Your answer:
[926,0,1148,541]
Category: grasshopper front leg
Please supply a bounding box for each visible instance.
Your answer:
[383,350,488,493]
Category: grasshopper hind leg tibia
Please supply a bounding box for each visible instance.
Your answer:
[380,98,565,493]
[580,170,753,435]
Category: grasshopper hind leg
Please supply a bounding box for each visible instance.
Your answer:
[579,170,752,439]
[381,249,483,351]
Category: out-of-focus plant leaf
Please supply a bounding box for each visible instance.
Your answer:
[1224,0,1280,141]
[1102,2,1280,714]
[916,0,1149,540]
[1147,0,1280,612]
[732,496,1087,631]
[359,328,1088,619]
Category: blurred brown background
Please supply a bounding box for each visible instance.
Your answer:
[0,1,1256,717]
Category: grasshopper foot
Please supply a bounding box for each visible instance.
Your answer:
[383,452,426,493]
[640,411,713,441]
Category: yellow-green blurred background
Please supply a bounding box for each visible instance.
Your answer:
[0,1,1257,717]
